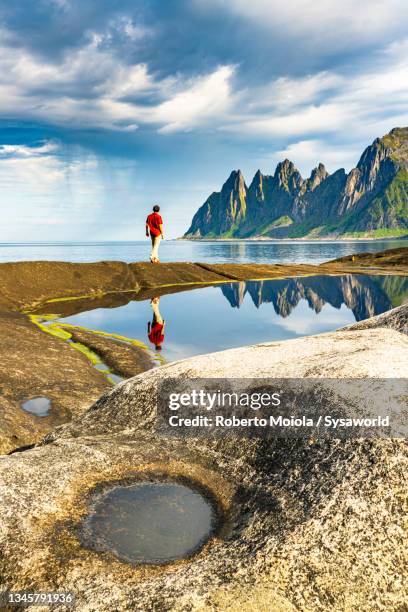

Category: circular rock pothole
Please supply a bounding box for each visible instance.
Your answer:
[80,479,218,564]
[21,396,51,417]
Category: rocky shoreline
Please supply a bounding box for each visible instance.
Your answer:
[0,247,407,453]
[0,247,407,609]
[0,311,407,610]
[0,247,407,312]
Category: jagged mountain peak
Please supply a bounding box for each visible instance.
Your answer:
[222,169,246,193]
[275,158,297,176]
[308,163,329,191]
[380,127,408,165]
[338,131,403,214]
[247,170,266,202]
[388,126,408,137]
[313,162,328,175]
[184,128,408,239]
[356,126,408,172]
[274,159,304,193]
[248,169,263,188]
[226,168,244,181]
[356,137,388,171]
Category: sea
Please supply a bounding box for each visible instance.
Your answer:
[12,238,405,363]
[0,238,406,265]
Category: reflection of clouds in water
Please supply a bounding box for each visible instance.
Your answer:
[63,300,151,331]
[162,341,199,361]
[276,301,354,335]
[59,273,398,363]
[67,309,110,328]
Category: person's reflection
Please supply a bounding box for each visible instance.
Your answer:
[148,297,165,351]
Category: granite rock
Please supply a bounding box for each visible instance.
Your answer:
[0,328,407,611]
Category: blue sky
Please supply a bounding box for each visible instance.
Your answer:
[0,0,407,240]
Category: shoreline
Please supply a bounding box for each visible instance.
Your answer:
[0,248,407,313]
[178,235,408,243]
[0,246,407,453]
[0,235,407,247]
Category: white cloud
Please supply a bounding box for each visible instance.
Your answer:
[268,140,360,175]
[0,21,406,147]
[247,72,343,113]
[275,301,354,335]
[0,30,236,134]
[219,38,408,148]
[198,0,408,50]
[0,140,97,190]
[0,141,58,157]
[0,140,108,240]
[155,66,235,133]
[227,102,351,138]
[0,31,151,130]
[0,156,65,187]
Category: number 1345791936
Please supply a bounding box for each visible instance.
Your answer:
[2,591,75,607]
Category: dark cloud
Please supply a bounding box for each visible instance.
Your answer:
[0,0,406,240]
[0,0,124,58]
[0,0,394,87]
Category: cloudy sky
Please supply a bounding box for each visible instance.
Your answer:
[0,0,407,240]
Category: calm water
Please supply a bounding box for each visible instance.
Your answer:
[21,396,51,417]
[0,238,406,264]
[81,482,215,564]
[60,274,408,363]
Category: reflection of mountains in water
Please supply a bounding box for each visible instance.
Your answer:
[220,275,408,321]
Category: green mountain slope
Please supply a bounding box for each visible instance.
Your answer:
[184,127,408,239]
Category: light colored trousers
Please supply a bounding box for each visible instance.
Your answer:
[151,300,163,324]
[150,234,162,261]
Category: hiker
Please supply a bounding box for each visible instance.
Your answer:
[148,297,165,350]
[146,205,164,263]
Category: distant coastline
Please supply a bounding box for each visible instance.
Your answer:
[179,235,408,243]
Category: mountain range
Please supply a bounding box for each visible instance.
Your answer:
[184,127,408,239]
[219,274,408,321]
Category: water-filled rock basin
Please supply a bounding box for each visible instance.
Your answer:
[21,396,51,417]
[81,480,217,564]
